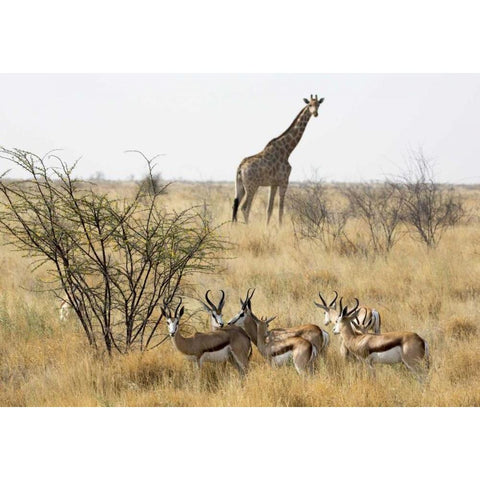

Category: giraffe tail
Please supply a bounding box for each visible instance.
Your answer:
[232,169,245,222]
[232,198,240,222]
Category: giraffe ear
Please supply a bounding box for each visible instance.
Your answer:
[303,98,309,104]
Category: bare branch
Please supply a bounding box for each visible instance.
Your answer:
[0,147,226,354]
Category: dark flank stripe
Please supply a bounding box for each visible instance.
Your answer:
[370,337,403,353]
[204,341,230,353]
[270,345,293,357]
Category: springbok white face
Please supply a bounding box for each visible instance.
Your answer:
[228,301,249,327]
[211,312,224,328]
[201,290,225,329]
[228,288,255,328]
[323,308,341,326]
[314,291,339,326]
[167,317,180,336]
[333,300,359,335]
[303,95,324,118]
[162,302,184,337]
[332,316,342,335]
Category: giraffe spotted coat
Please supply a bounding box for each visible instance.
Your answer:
[232,95,324,225]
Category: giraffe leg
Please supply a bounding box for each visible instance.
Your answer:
[278,185,288,226]
[241,187,258,224]
[266,185,277,225]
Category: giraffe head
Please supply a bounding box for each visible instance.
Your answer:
[303,94,324,117]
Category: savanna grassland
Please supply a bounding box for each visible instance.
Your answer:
[1,181,480,407]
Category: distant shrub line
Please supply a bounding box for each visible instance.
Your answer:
[289,150,465,254]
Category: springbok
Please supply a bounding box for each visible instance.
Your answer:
[199,289,226,330]
[256,316,317,374]
[314,291,354,358]
[163,299,252,374]
[58,286,83,323]
[59,298,71,322]
[332,300,429,378]
[228,288,329,357]
[315,292,381,334]
[200,290,254,346]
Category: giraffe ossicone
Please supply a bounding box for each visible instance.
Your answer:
[232,95,324,225]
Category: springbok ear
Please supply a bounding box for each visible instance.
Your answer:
[303,98,309,104]
[266,316,277,325]
[160,307,167,318]
[313,301,328,311]
[178,306,184,318]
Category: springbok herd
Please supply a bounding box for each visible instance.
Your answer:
[161,289,430,381]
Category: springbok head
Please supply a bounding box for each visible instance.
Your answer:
[162,298,185,337]
[256,315,278,343]
[200,289,226,329]
[303,94,324,117]
[228,288,256,328]
[351,310,374,334]
[314,291,339,326]
[333,298,360,335]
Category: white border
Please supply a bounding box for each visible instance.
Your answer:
[0,408,477,479]
[1,0,479,73]
[1,0,478,478]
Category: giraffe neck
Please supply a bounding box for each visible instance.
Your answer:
[267,106,312,156]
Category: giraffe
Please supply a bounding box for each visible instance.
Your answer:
[232,94,324,225]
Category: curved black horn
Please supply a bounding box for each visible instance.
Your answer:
[318,292,327,307]
[329,291,338,307]
[266,316,277,325]
[205,290,216,310]
[241,295,248,309]
[240,288,256,310]
[347,298,359,317]
[174,298,183,318]
[218,290,226,312]
[339,296,344,312]
[246,288,256,303]
[162,298,171,318]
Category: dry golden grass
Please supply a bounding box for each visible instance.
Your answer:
[1,181,480,406]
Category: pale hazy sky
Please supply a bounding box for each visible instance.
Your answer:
[1,73,479,183]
